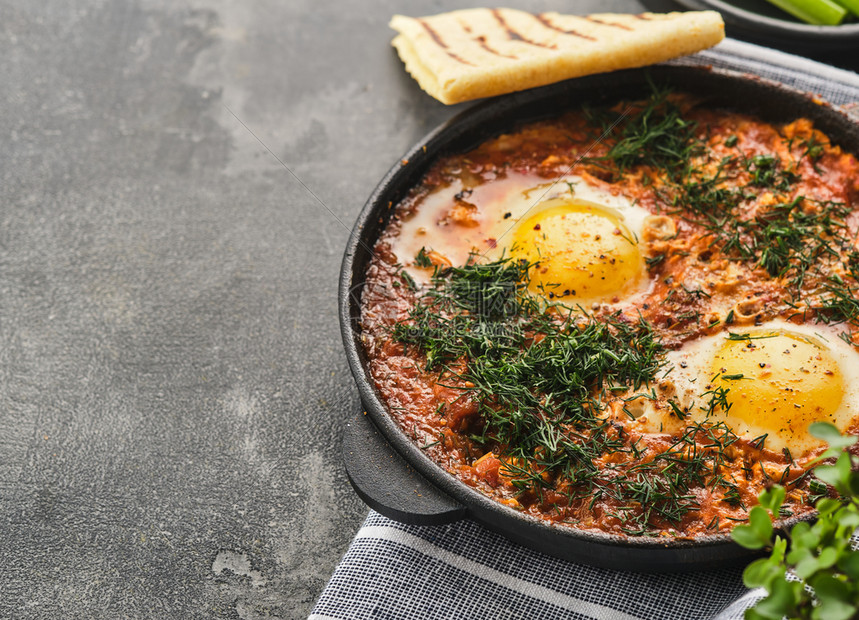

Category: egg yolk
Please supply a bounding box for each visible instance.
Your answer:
[710,331,845,450]
[510,198,643,302]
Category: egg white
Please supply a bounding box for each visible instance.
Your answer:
[627,320,859,456]
[392,172,652,306]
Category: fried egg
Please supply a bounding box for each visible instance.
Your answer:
[393,172,651,305]
[508,197,645,303]
[632,321,859,456]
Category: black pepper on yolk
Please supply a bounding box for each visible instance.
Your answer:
[710,330,847,453]
[510,198,644,303]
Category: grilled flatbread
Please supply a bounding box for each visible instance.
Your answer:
[390,9,725,104]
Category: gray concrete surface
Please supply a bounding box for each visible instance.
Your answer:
[0,1,856,618]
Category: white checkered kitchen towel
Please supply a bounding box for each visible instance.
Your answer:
[311,39,859,620]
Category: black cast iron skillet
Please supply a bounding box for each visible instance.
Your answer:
[339,65,859,572]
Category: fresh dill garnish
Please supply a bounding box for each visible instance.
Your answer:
[645,253,665,268]
[726,332,778,341]
[615,421,744,535]
[399,270,418,291]
[667,399,689,419]
[442,257,529,319]
[807,249,859,329]
[587,81,701,179]
[742,153,799,191]
[723,197,849,288]
[661,149,843,298]
[607,83,859,335]
[414,246,434,268]
[799,134,825,170]
[391,248,772,533]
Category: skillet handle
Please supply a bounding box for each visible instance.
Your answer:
[343,405,466,525]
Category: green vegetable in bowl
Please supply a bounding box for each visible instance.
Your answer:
[765,0,848,24]
[834,0,859,17]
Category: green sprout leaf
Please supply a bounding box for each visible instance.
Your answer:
[733,506,774,550]
[758,486,786,514]
[743,542,787,589]
[810,574,854,620]
[753,577,801,619]
[837,551,859,580]
[810,422,858,450]
[736,425,859,620]
[815,452,854,495]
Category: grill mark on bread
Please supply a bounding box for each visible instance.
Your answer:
[586,16,634,30]
[455,18,517,58]
[534,13,597,40]
[491,9,558,49]
[418,19,475,65]
[635,13,653,20]
[474,35,518,59]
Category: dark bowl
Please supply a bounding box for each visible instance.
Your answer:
[339,65,859,571]
[671,0,859,51]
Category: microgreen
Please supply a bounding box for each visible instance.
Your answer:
[732,423,859,620]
